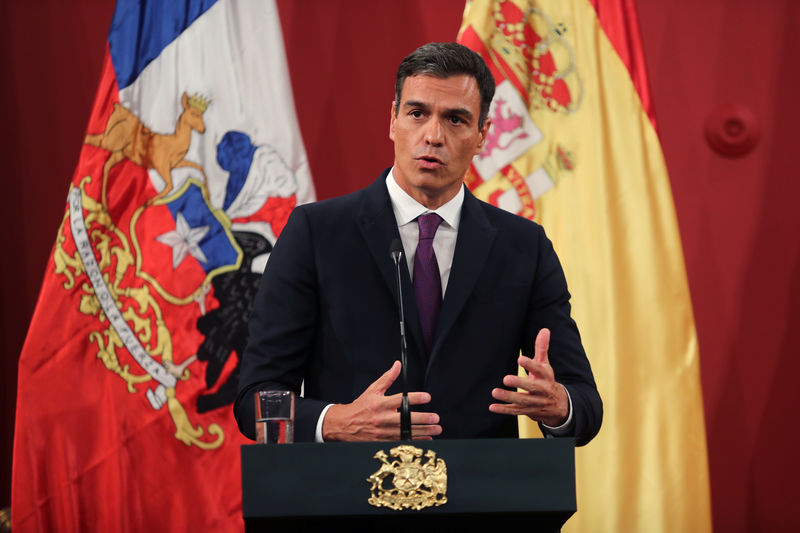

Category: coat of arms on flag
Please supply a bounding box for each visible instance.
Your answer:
[64,86,302,447]
[461,0,582,220]
[13,1,313,530]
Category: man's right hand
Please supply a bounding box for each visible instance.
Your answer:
[321,360,442,441]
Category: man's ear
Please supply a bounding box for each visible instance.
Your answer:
[389,101,397,142]
[475,118,491,153]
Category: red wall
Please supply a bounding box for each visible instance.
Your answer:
[1,1,798,530]
[636,2,800,531]
[0,0,117,511]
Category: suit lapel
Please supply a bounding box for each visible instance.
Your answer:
[428,189,496,369]
[356,173,426,357]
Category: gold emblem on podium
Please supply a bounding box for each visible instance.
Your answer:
[367,444,448,510]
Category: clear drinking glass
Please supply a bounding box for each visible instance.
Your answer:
[254,390,295,444]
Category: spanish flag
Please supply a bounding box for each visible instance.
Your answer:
[458,1,712,531]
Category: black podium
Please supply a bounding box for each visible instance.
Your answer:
[241,438,575,531]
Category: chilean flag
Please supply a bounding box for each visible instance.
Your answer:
[12,1,312,531]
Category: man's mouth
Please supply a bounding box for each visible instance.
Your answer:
[416,155,444,169]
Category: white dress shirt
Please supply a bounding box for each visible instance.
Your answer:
[385,168,463,296]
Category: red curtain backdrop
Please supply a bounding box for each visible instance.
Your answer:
[1,1,798,531]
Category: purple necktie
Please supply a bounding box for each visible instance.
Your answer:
[413,213,444,354]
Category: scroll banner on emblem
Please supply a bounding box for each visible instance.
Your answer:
[457,1,712,532]
[12,1,313,531]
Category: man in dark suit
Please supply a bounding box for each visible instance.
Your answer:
[234,42,602,446]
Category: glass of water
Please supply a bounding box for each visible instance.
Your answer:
[254,390,295,444]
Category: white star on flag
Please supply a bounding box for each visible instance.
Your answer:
[156,212,210,269]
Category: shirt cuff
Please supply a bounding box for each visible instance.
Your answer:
[315,404,334,442]
[541,385,573,436]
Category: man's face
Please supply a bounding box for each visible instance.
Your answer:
[390,74,490,209]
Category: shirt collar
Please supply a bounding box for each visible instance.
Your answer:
[386,168,464,230]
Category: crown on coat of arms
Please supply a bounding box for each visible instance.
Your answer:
[188,93,211,112]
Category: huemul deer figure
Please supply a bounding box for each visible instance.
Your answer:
[85,92,209,209]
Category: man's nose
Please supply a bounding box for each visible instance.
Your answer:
[424,119,444,146]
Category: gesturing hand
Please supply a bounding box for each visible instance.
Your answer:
[322,360,442,441]
[489,328,569,427]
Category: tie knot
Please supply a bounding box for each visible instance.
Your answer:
[417,213,443,240]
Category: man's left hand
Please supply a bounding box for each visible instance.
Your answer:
[489,328,569,427]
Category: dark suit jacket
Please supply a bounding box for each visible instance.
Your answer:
[234,169,602,445]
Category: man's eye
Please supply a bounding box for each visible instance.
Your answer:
[449,116,464,125]
[410,110,424,118]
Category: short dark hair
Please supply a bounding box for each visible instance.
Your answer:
[394,42,495,130]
